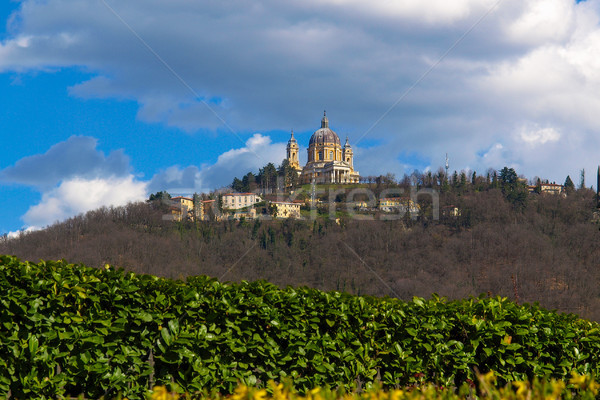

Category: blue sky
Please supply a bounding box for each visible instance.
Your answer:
[1,0,600,234]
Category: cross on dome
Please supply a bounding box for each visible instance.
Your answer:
[321,110,329,128]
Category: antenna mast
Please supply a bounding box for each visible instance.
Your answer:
[445,153,449,179]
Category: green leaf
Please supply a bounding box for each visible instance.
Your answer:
[136,312,153,322]
[81,335,104,344]
[168,319,180,336]
[28,335,38,356]
[161,326,173,346]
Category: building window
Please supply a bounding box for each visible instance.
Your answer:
[330,151,333,160]
[318,151,323,160]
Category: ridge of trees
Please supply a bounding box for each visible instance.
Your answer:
[2,166,600,321]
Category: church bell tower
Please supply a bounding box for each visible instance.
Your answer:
[342,137,353,168]
[287,130,300,170]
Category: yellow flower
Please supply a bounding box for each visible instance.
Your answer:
[570,372,587,387]
[389,389,404,400]
[589,379,599,395]
[152,386,167,400]
[253,389,267,400]
[483,371,496,385]
[269,380,288,400]
[550,379,565,398]
[512,381,528,400]
[232,385,249,400]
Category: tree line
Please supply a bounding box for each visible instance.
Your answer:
[2,167,600,321]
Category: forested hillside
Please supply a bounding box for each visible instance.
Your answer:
[2,185,600,320]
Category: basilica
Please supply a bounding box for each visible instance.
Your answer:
[286,112,360,184]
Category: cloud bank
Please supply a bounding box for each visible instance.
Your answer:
[1,134,288,229]
[0,136,130,189]
[22,176,147,228]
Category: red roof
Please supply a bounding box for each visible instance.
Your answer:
[171,196,193,201]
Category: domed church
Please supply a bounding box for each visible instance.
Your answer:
[286,111,360,184]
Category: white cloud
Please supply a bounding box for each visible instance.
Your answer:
[0,136,130,188]
[7,226,41,240]
[4,131,289,230]
[200,133,287,189]
[506,0,574,45]
[0,136,144,229]
[3,0,600,187]
[314,0,498,24]
[22,176,147,228]
[147,133,287,195]
[519,125,561,145]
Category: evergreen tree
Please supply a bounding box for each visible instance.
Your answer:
[258,163,278,193]
[534,178,542,194]
[459,171,467,192]
[499,167,527,210]
[148,191,171,202]
[242,172,257,192]
[492,171,499,188]
[278,159,299,190]
[564,175,575,195]
[231,177,244,192]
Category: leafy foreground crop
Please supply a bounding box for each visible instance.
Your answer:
[151,372,600,400]
[1,256,600,399]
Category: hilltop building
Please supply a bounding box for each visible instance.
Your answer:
[269,201,302,219]
[221,193,262,210]
[527,182,565,195]
[378,197,420,214]
[169,196,194,221]
[286,112,360,185]
[168,196,218,222]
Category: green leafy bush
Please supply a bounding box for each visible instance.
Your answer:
[1,255,600,399]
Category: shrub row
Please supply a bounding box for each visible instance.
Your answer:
[1,255,600,399]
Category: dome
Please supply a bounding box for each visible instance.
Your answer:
[309,111,341,146]
[309,128,341,146]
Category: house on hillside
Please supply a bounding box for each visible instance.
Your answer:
[540,183,564,195]
[169,196,194,221]
[378,197,419,215]
[528,182,565,196]
[195,199,218,221]
[221,193,262,210]
[227,208,257,220]
[269,201,301,219]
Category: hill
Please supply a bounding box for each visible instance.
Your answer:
[2,186,600,320]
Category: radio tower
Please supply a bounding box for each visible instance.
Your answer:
[445,153,449,180]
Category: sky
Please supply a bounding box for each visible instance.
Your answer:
[1,0,599,234]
